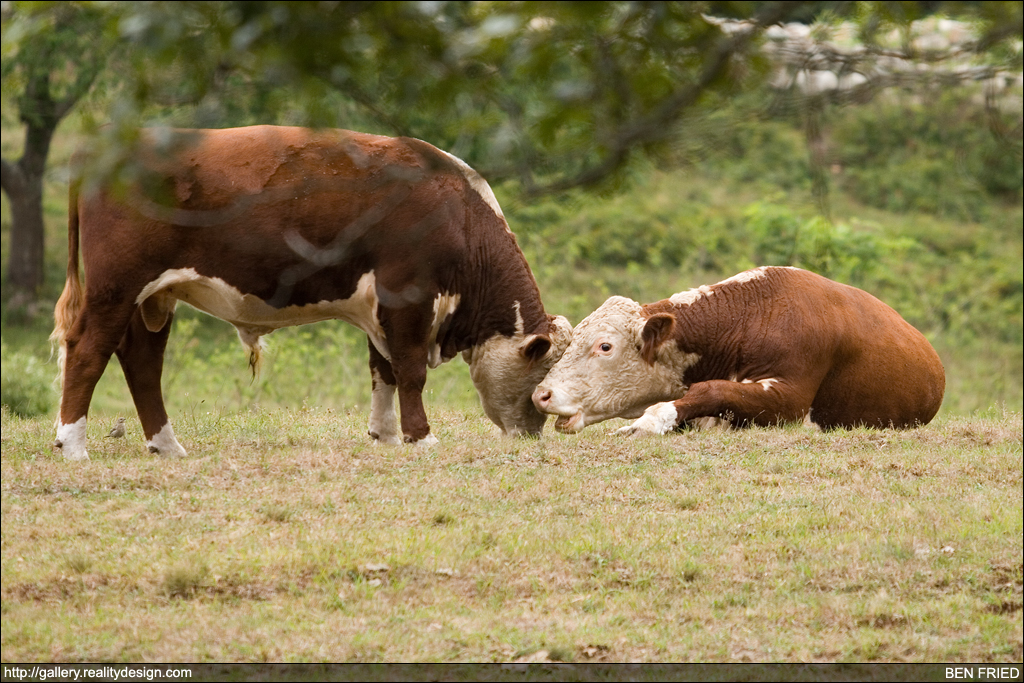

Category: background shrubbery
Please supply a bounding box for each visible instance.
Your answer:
[832,91,1024,220]
[0,340,54,418]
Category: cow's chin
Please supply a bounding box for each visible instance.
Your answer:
[501,408,547,438]
[554,403,651,433]
[554,411,585,433]
[484,398,549,438]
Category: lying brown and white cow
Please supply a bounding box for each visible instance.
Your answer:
[51,125,571,461]
[532,266,944,435]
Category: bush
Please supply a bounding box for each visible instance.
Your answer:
[505,170,750,272]
[743,199,918,287]
[702,117,813,192]
[830,90,1023,221]
[1,341,55,418]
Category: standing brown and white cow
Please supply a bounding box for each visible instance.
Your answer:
[51,126,571,461]
[533,266,944,435]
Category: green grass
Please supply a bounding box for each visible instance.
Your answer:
[2,407,1020,662]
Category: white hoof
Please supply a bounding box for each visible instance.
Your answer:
[370,431,403,446]
[617,402,678,437]
[60,447,90,462]
[413,433,440,448]
[55,418,90,461]
[146,423,188,458]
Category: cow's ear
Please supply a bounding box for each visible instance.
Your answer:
[521,334,552,364]
[640,313,675,365]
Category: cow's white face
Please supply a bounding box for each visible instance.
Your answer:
[466,313,573,436]
[532,296,697,433]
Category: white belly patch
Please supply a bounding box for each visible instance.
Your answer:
[136,268,390,360]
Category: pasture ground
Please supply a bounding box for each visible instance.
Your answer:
[2,406,1020,664]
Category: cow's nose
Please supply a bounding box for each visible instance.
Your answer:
[532,387,552,410]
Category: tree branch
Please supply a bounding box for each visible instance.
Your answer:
[530,1,805,195]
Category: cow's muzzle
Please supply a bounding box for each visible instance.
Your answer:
[532,387,553,412]
[532,386,585,433]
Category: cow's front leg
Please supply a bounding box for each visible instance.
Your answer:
[115,309,187,458]
[367,339,401,445]
[382,308,437,445]
[616,401,681,436]
[618,378,814,436]
[393,353,437,445]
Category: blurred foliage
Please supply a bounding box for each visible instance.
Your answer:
[0,339,54,417]
[1,2,111,297]
[84,0,799,191]
[6,0,1019,194]
[0,3,108,131]
[830,90,1023,221]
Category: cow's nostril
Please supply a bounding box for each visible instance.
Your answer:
[534,389,552,406]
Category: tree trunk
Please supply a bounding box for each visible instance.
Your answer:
[2,113,56,307]
[3,165,46,301]
[2,4,106,310]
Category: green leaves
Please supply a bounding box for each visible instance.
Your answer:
[10,2,1017,196]
[2,3,109,129]
[4,2,812,193]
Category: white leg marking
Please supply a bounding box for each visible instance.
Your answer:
[616,401,679,437]
[368,371,401,445]
[740,377,779,391]
[415,433,440,448]
[56,417,89,461]
[147,422,188,458]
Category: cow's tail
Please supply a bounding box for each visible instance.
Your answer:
[50,178,85,386]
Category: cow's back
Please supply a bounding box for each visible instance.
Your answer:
[138,126,423,201]
[76,127,476,308]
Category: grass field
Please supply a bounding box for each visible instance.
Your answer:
[2,403,1020,664]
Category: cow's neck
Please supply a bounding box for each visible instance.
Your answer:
[643,294,738,384]
[456,218,548,349]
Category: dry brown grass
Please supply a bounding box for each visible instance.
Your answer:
[2,406,1021,663]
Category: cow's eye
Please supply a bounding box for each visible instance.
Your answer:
[600,343,612,353]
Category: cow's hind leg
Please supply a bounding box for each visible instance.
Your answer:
[367,339,401,445]
[55,303,135,461]
[618,378,815,436]
[115,308,187,457]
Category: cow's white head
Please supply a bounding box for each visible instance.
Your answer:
[465,312,573,436]
[531,296,697,432]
